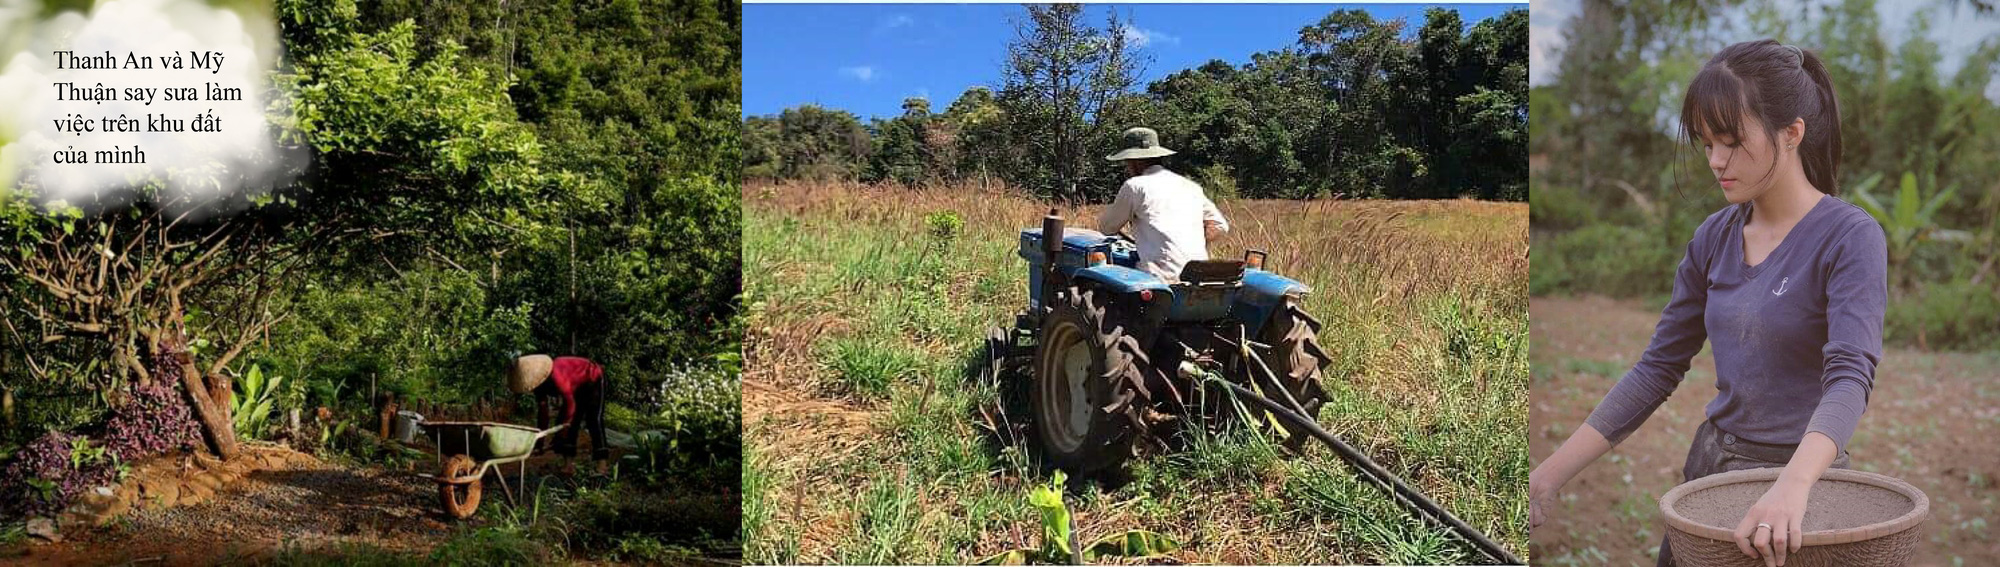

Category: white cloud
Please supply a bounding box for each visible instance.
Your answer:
[1120,24,1179,48]
[874,14,913,35]
[839,65,876,82]
[0,0,287,209]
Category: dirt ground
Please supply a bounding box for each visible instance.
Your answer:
[0,450,597,566]
[1530,295,2000,566]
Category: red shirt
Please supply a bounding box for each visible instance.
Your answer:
[537,356,603,424]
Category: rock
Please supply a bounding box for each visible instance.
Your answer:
[93,494,130,526]
[26,518,59,543]
[58,485,131,528]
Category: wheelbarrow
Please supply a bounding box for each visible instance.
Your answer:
[417,420,566,519]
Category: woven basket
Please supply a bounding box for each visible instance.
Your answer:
[1661,468,1928,567]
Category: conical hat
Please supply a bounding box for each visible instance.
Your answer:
[508,354,553,394]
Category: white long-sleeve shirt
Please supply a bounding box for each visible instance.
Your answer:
[1097,165,1228,281]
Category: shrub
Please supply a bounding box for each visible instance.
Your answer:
[1887,278,2000,351]
[1196,164,1240,202]
[1534,224,1677,298]
[923,211,964,244]
[103,383,199,461]
[1528,183,1594,231]
[624,363,741,487]
[0,431,117,518]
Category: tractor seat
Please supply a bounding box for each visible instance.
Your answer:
[1178,260,1245,286]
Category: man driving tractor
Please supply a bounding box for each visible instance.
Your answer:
[507,354,610,463]
[1097,126,1229,281]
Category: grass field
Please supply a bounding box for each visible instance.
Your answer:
[741,180,1529,564]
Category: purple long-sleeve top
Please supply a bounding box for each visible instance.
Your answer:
[1584,195,1887,451]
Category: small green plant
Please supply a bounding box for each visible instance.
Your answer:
[230,365,284,439]
[924,211,965,243]
[976,470,1181,564]
[67,436,110,470]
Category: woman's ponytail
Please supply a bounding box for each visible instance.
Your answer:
[1797,47,1842,195]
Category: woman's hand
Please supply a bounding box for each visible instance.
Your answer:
[1734,432,1841,567]
[1529,471,1558,529]
[1733,477,1811,566]
[1529,423,1614,531]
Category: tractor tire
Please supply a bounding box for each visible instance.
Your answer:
[1255,296,1333,451]
[1031,286,1150,476]
[438,454,482,519]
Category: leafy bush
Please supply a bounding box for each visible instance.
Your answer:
[0,431,117,518]
[623,363,741,486]
[1196,164,1240,202]
[1887,278,2000,351]
[924,211,964,244]
[102,383,198,461]
[1531,224,1677,298]
[1528,183,1594,231]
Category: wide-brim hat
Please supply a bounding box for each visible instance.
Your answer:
[1104,127,1177,161]
[508,355,553,394]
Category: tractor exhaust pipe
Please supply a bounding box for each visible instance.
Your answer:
[1211,379,1523,565]
[1041,208,1063,308]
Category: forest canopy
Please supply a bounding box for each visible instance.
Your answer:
[743,6,1529,202]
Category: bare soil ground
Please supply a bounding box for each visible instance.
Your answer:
[1530,295,2000,567]
[1,450,609,566]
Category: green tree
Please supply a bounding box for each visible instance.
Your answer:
[998,4,1146,201]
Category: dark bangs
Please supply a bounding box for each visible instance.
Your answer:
[1679,64,1755,147]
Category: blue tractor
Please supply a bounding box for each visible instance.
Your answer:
[984,209,1333,475]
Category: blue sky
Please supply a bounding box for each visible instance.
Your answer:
[745,3,1525,120]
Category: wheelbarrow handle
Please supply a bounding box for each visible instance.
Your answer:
[418,472,484,486]
[533,423,567,440]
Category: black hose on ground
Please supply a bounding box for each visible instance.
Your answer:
[1210,379,1525,565]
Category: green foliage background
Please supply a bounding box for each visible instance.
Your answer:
[743,6,1529,202]
[1530,0,2000,351]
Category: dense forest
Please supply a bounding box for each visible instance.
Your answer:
[1,0,740,559]
[1530,0,2000,350]
[743,5,1529,202]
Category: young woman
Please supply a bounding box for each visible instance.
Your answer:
[1529,40,1887,567]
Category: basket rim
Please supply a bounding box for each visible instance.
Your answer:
[1659,468,1929,546]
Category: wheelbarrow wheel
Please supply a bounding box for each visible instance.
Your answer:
[438,454,482,519]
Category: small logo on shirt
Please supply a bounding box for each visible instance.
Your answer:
[1772,276,1790,296]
